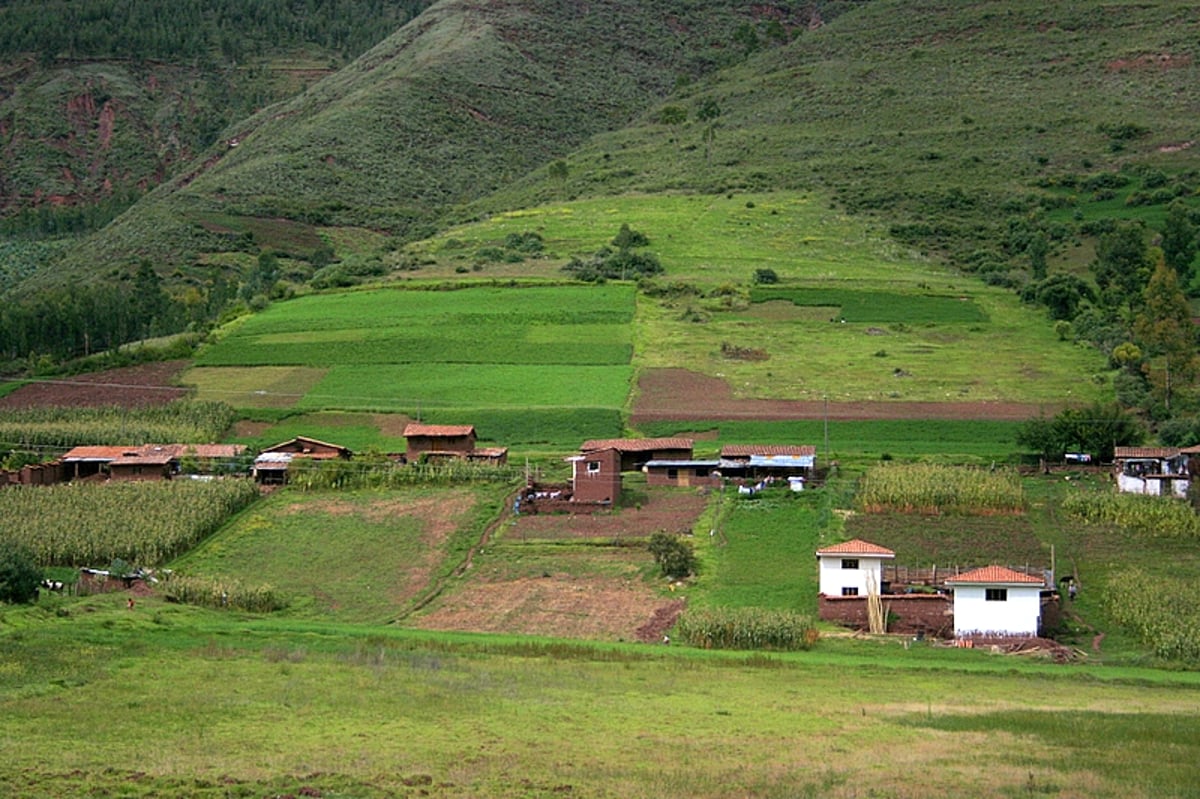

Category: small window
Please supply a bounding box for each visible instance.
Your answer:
[841,558,859,570]
[985,588,1008,602]
[667,468,678,479]
[695,468,707,478]
[841,587,859,597]
[586,461,601,474]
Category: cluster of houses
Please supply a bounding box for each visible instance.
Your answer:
[0,424,510,488]
[816,539,1057,640]
[517,438,819,512]
[1112,445,1200,498]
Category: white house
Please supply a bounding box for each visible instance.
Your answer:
[815,539,895,597]
[1113,446,1190,498]
[945,565,1045,637]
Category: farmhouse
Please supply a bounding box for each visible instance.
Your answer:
[643,459,722,488]
[816,538,894,597]
[253,436,351,484]
[60,444,247,482]
[1113,446,1191,497]
[580,438,694,471]
[402,423,507,465]
[944,565,1046,637]
[516,447,622,513]
[720,444,816,481]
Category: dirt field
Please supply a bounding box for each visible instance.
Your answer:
[0,361,190,409]
[413,488,707,642]
[509,491,707,540]
[630,367,1063,423]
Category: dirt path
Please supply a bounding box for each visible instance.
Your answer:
[631,368,1063,423]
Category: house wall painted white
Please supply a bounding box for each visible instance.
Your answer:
[951,585,1041,636]
[1116,472,1189,498]
[818,555,886,597]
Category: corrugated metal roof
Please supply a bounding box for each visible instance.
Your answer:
[721,444,816,457]
[815,539,895,557]
[944,565,1044,585]
[746,454,814,468]
[581,438,693,452]
[404,424,476,437]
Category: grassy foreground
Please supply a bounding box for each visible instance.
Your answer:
[1,598,1199,799]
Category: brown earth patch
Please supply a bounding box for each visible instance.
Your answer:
[412,571,686,643]
[0,360,190,409]
[510,490,707,540]
[631,367,1063,423]
[233,420,273,437]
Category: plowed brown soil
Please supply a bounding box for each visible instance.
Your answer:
[631,367,1060,423]
[0,361,190,409]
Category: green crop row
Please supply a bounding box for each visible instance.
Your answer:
[0,479,259,566]
[674,606,818,651]
[857,463,1025,515]
[1060,491,1200,538]
[158,573,289,613]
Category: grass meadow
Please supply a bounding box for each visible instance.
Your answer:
[1,597,1198,799]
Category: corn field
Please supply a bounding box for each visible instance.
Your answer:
[0,401,236,450]
[287,458,520,491]
[1060,491,1200,538]
[0,479,259,566]
[674,607,818,651]
[857,463,1024,515]
[159,573,288,613]
[1103,569,1200,663]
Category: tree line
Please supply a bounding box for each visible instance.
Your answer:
[0,0,431,64]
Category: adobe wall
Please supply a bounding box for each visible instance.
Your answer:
[819,594,954,638]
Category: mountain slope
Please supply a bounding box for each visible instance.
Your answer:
[43,0,773,282]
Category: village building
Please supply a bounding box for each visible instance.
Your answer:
[816,539,895,597]
[1113,446,1191,497]
[60,444,246,482]
[401,423,507,465]
[580,438,694,472]
[944,565,1046,637]
[516,446,622,514]
[643,459,722,488]
[719,444,816,482]
[253,436,351,484]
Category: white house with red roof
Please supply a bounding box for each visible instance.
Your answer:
[815,539,895,597]
[944,565,1045,636]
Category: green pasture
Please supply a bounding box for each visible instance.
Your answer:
[749,286,988,324]
[640,419,1025,463]
[2,602,1199,799]
[637,283,1110,404]
[170,486,505,624]
[416,192,951,286]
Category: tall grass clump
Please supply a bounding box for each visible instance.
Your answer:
[159,573,288,613]
[0,479,259,565]
[857,463,1024,515]
[287,458,520,491]
[0,401,236,449]
[1103,569,1200,663]
[1060,491,1200,538]
[674,607,818,651]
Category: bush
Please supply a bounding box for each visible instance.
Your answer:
[647,532,696,578]
[752,268,779,285]
[0,543,41,604]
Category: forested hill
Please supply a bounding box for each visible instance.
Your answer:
[0,0,432,225]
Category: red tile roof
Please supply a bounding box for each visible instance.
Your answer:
[1114,446,1180,459]
[404,424,476,437]
[815,539,895,557]
[722,444,816,457]
[62,444,245,462]
[581,438,693,452]
[945,565,1044,585]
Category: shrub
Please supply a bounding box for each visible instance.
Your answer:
[647,532,696,578]
[752,268,779,285]
[0,542,40,604]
